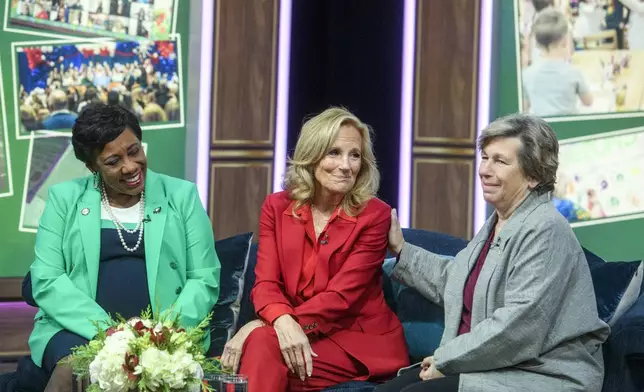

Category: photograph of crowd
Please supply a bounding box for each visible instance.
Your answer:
[517,0,644,119]
[15,39,181,138]
[7,0,175,41]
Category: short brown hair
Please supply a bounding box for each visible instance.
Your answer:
[532,0,554,12]
[478,114,559,194]
[533,8,568,49]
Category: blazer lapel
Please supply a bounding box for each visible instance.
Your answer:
[142,171,168,308]
[313,215,357,294]
[471,238,502,324]
[281,209,306,298]
[78,180,101,297]
[443,215,495,340]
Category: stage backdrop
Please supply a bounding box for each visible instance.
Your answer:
[0,1,191,284]
[493,0,644,261]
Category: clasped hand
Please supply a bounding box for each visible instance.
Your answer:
[221,319,265,373]
[220,315,317,381]
[419,356,444,381]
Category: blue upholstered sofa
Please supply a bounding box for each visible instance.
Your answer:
[4,229,644,392]
[227,229,644,392]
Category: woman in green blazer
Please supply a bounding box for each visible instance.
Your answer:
[28,103,221,392]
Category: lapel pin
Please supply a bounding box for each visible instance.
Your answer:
[153,207,162,214]
[81,208,90,216]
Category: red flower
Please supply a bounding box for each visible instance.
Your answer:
[149,329,166,345]
[122,353,140,381]
[106,327,123,336]
[133,321,148,336]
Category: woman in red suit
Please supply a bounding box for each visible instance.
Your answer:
[220,107,409,391]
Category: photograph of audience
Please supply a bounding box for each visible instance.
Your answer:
[16,40,181,135]
[8,0,174,41]
[517,0,644,118]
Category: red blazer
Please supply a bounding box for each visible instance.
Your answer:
[251,191,409,379]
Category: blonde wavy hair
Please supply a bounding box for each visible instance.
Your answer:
[283,107,380,216]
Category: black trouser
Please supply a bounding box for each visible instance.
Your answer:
[374,369,460,392]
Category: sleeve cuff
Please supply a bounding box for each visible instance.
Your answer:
[295,314,320,335]
[259,303,294,325]
[432,346,456,376]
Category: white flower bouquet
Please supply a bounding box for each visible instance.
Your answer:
[66,307,226,392]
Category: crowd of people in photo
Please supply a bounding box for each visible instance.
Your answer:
[18,42,180,132]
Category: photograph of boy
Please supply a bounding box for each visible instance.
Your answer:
[517,0,644,118]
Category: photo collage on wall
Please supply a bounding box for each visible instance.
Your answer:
[0,0,183,230]
[6,0,175,41]
[514,0,644,228]
[554,127,644,226]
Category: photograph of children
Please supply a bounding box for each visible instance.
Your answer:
[553,127,644,226]
[19,133,147,232]
[6,0,176,41]
[517,0,644,119]
[14,38,182,139]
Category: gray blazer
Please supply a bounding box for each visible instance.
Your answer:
[393,191,610,392]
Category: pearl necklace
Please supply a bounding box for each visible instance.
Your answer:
[100,182,145,252]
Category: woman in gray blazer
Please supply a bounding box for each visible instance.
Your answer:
[376,114,610,392]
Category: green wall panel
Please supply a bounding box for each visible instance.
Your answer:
[493,0,644,261]
[0,1,191,277]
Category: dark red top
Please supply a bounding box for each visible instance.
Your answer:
[458,223,496,335]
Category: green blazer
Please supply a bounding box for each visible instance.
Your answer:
[28,170,221,367]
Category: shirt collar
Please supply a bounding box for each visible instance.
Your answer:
[284,200,357,223]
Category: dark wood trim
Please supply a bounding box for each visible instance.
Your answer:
[0,278,24,301]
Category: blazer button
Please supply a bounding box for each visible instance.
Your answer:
[175,287,182,295]
[170,262,178,269]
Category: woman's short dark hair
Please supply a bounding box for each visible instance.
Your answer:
[72,103,143,164]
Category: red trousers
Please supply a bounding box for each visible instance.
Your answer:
[238,326,367,392]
